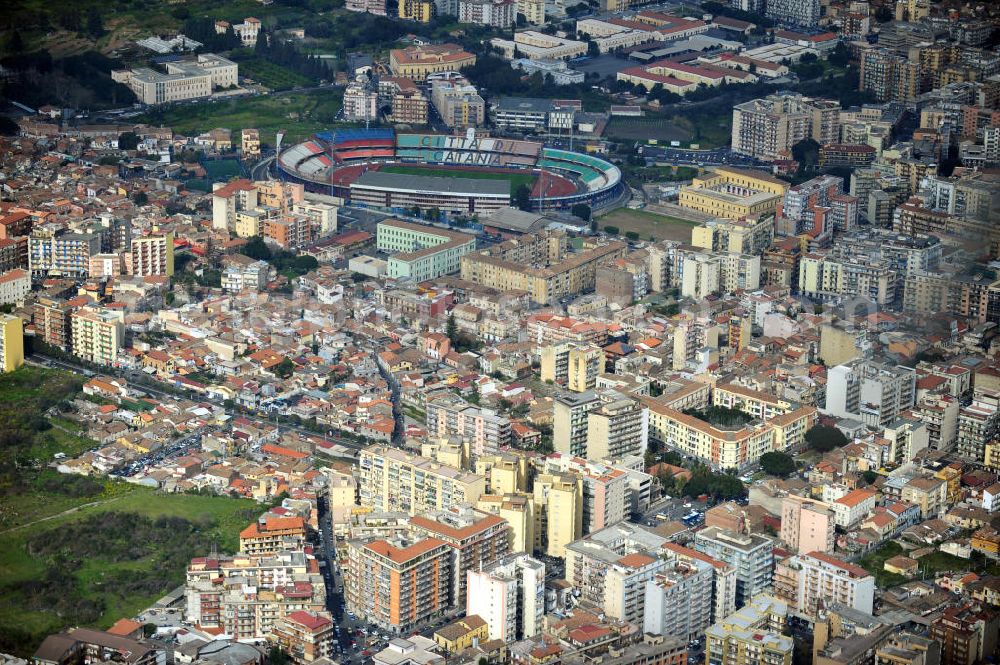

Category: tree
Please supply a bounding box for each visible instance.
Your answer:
[118,132,140,150]
[85,7,104,38]
[241,235,273,261]
[273,358,295,379]
[625,231,640,241]
[805,425,848,453]
[759,451,796,478]
[513,183,532,211]
[587,39,600,57]
[133,191,148,205]
[861,470,878,485]
[571,203,591,222]
[446,314,458,344]
[603,225,619,235]
[269,647,291,665]
[791,138,820,172]
[292,255,318,274]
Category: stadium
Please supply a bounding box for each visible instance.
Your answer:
[276,128,626,215]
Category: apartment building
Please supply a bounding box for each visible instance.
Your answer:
[517,0,544,24]
[460,232,626,305]
[466,553,545,642]
[780,495,835,554]
[457,0,516,27]
[269,611,336,664]
[343,82,379,122]
[859,47,919,103]
[533,472,583,556]
[731,94,840,161]
[764,0,819,26]
[345,535,453,633]
[690,215,775,257]
[798,252,898,306]
[553,390,598,458]
[212,179,259,231]
[239,515,308,556]
[662,542,738,624]
[681,253,721,299]
[901,475,948,519]
[774,552,875,620]
[398,0,433,22]
[694,527,774,608]
[565,522,669,623]
[359,446,487,515]
[776,174,852,237]
[540,343,604,392]
[586,395,649,460]
[643,556,715,641]
[410,505,511,607]
[476,493,535,554]
[0,314,24,373]
[382,78,429,125]
[0,268,30,306]
[643,398,816,469]
[831,488,878,528]
[70,306,124,366]
[428,73,486,129]
[543,454,628,534]
[130,232,174,277]
[33,297,72,351]
[29,227,100,279]
[956,390,1000,462]
[185,552,326,639]
[705,596,793,665]
[424,391,511,458]
[825,360,917,428]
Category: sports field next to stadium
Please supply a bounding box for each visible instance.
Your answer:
[379,164,536,195]
[598,208,700,242]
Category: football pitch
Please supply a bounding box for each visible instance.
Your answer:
[379,164,536,194]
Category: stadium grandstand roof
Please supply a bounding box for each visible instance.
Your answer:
[353,171,510,197]
[483,208,550,233]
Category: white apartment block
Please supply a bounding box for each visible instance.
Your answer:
[0,268,30,306]
[643,556,715,641]
[343,83,379,122]
[693,526,774,609]
[825,359,917,428]
[781,552,875,620]
[466,554,545,643]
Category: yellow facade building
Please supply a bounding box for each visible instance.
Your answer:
[533,473,582,557]
[0,314,24,373]
[679,167,787,220]
[434,615,489,653]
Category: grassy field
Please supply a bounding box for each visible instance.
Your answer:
[0,484,259,656]
[236,58,314,90]
[203,158,244,181]
[136,89,344,145]
[607,108,732,149]
[597,208,699,242]
[379,164,536,195]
